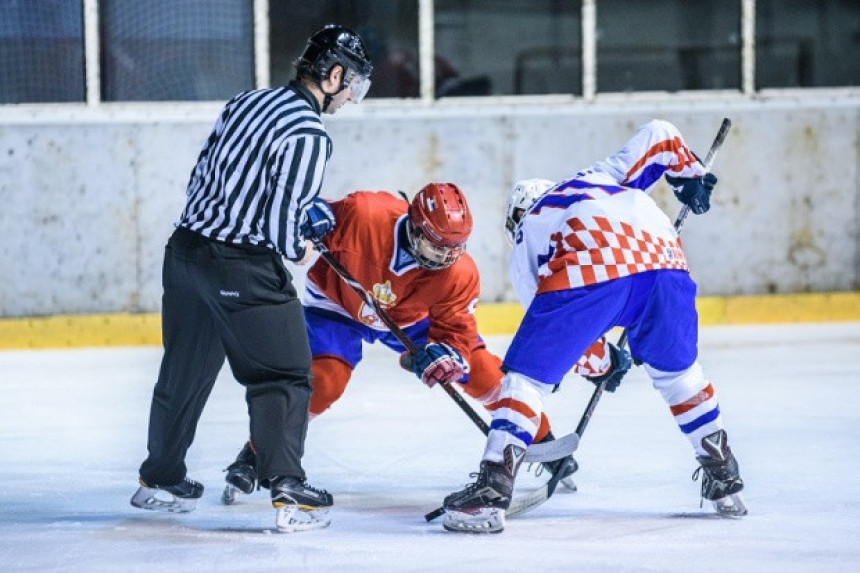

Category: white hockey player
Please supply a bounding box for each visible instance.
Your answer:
[442,119,747,534]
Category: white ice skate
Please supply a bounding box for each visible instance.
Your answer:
[711,492,748,518]
[275,505,331,532]
[270,476,333,533]
[443,507,505,534]
[130,478,203,513]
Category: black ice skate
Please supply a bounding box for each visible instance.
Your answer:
[536,432,579,492]
[130,477,203,513]
[270,476,333,532]
[541,455,578,492]
[693,429,748,517]
[222,441,258,505]
[442,445,524,534]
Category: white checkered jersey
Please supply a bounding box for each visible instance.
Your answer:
[509,120,706,308]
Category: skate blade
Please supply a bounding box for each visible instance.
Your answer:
[222,484,239,505]
[560,476,578,492]
[130,486,196,513]
[712,493,748,517]
[275,505,331,533]
[442,508,505,534]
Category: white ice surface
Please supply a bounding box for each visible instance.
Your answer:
[1,322,859,572]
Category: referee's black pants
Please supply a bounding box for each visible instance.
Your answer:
[139,227,312,488]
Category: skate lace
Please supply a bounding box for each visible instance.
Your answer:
[690,466,706,508]
[529,462,546,477]
[691,465,703,482]
[181,477,201,488]
[299,479,330,496]
[460,471,484,493]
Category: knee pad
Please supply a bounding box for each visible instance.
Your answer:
[482,371,551,462]
[469,355,554,443]
[645,361,707,405]
[646,361,724,456]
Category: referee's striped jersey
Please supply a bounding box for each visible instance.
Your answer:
[178,81,332,261]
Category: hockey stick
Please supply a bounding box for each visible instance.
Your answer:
[441,118,735,523]
[574,119,732,451]
[310,237,572,465]
[310,238,489,433]
[674,117,732,231]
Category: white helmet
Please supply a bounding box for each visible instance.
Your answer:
[504,179,554,244]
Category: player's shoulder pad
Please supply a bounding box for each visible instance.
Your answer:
[342,190,405,218]
[444,252,480,288]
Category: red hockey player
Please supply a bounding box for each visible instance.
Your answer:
[221,183,628,503]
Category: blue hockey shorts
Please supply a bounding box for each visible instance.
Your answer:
[304,306,430,368]
[503,270,699,386]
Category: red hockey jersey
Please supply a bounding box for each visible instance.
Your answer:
[304,191,481,362]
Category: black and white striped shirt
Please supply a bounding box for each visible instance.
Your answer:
[178,81,332,261]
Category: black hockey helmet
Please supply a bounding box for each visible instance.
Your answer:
[296,24,373,102]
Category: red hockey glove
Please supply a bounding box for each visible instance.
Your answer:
[399,343,466,387]
[584,343,633,392]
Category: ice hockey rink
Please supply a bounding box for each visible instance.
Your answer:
[1,321,858,572]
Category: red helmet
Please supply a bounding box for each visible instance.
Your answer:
[406,183,473,269]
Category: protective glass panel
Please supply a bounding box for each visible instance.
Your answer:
[435,0,582,97]
[100,0,254,102]
[597,0,741,93]
[268,1,419,99]
[0,1,85,103]
[756,0,860,88]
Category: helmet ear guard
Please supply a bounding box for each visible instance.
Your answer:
[406,183,473,270]
[504,179,555,245]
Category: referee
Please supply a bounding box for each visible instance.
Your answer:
[131,25,372,532]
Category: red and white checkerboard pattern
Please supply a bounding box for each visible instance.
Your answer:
[571,337,611,378]
[537,215,688,293]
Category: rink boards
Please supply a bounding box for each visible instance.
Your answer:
[1,291,858,350]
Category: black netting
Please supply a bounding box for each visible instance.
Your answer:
[0,0,85,103]
[100,0,254,101]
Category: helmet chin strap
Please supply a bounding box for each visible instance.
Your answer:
[320,73,348,112]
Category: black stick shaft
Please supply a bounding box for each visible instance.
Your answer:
[674,117,732,231]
